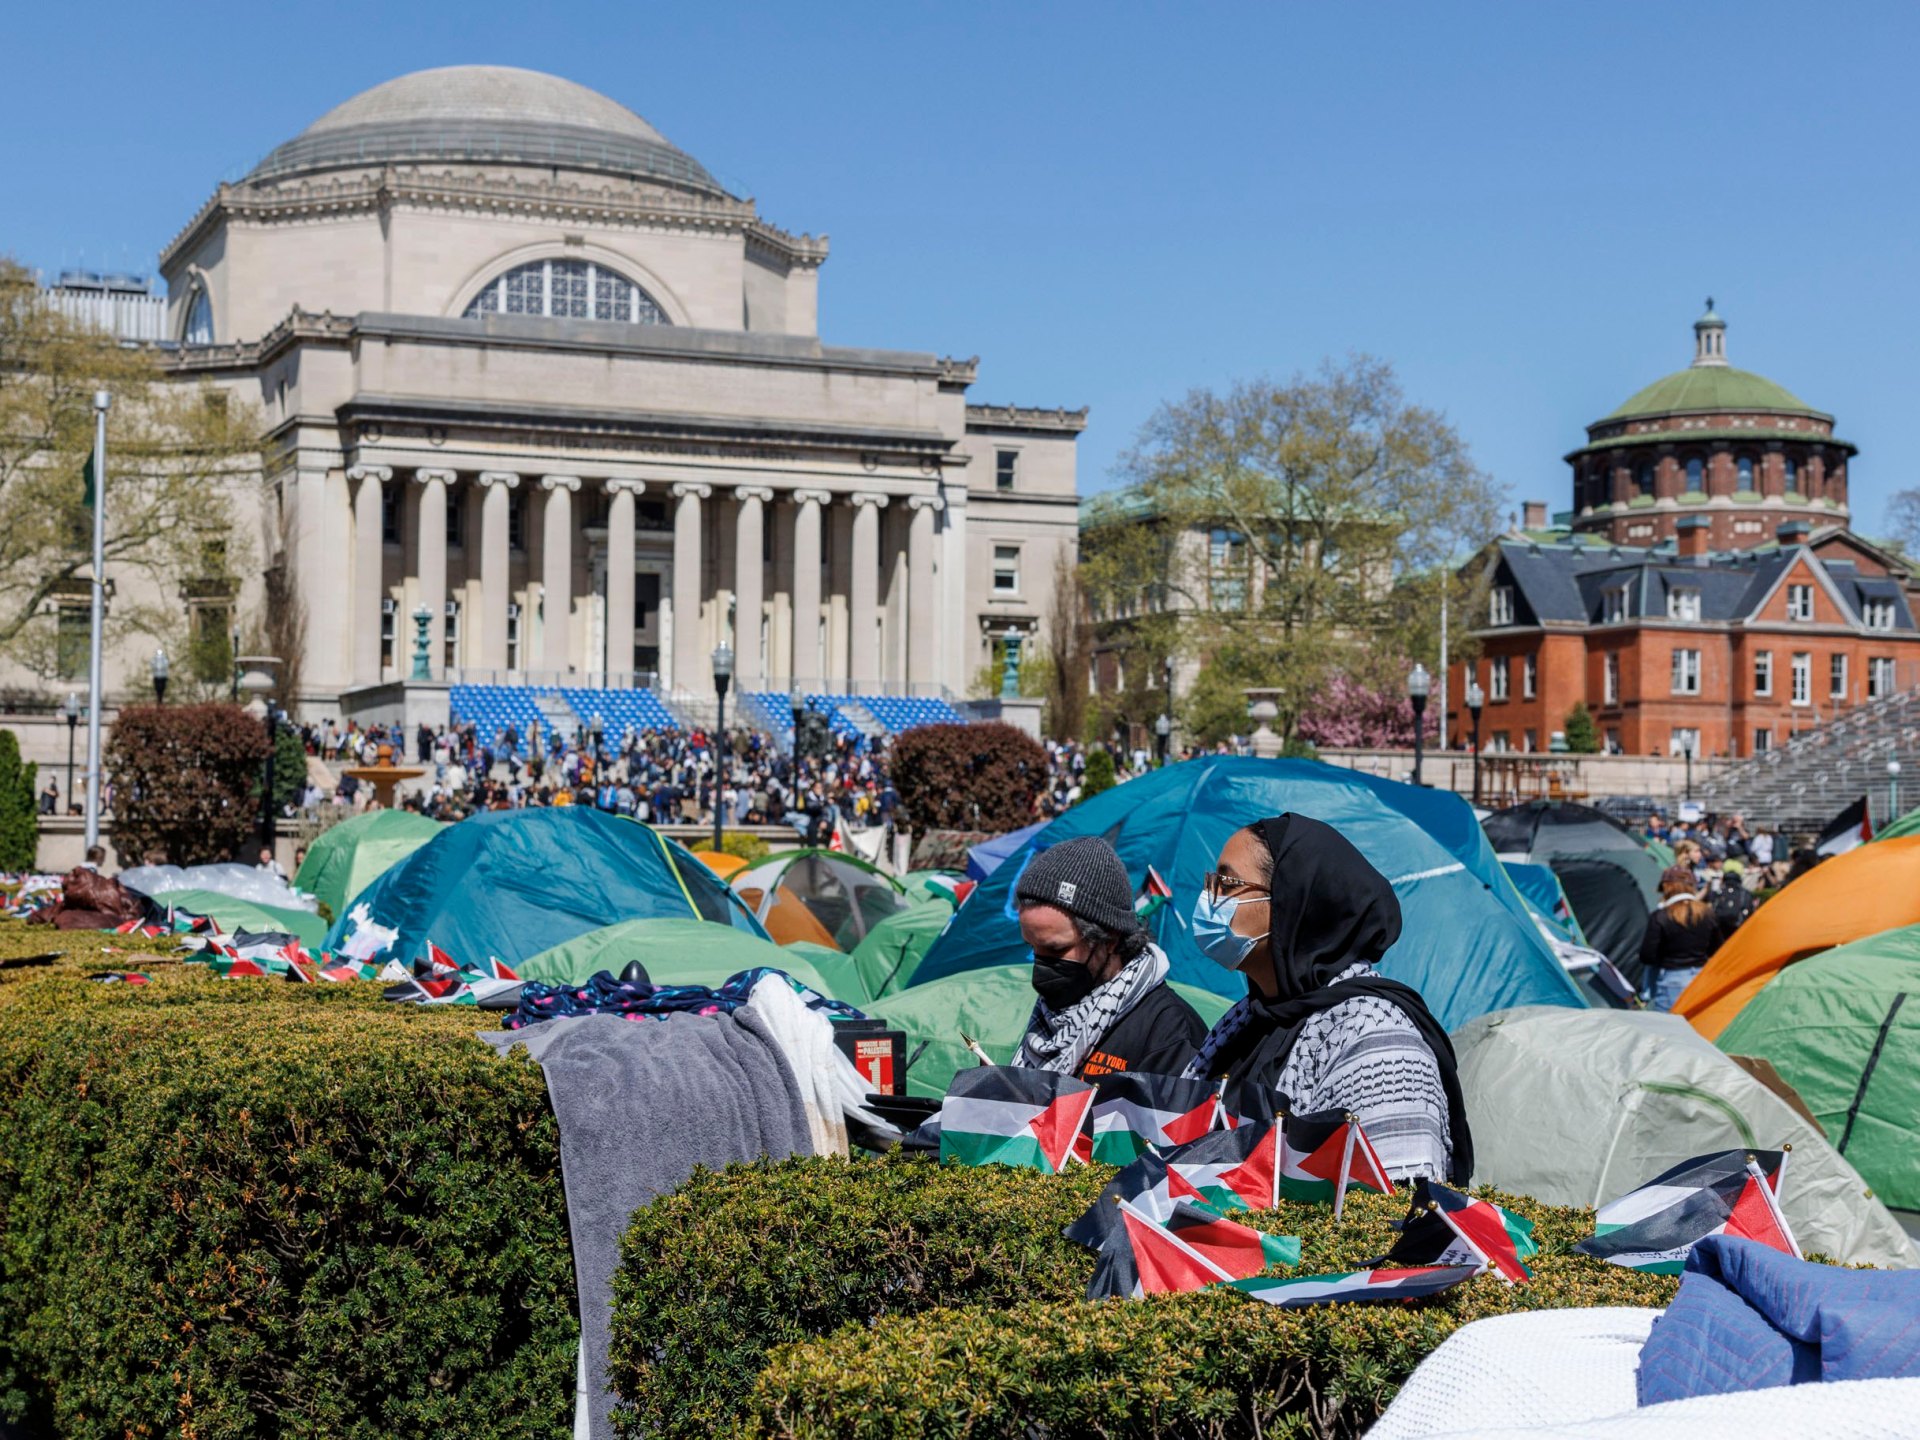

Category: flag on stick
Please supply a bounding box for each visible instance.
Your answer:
[939,1066,1096,1174]
[1816,796,1873,856]
[1084,1072,1225,1165]
[1228,1264,1481,1310]
[1087,1197,1298,1299]
[1408,1178,1536,1283]
[1576,1149,1796,1273]
[1280,1109,1394,1206]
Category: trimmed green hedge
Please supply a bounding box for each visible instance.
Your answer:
[610,1156,1677,1440]
[0,923,576,1439]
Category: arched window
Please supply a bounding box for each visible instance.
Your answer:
[183,288,213,346]
[1737,456,1755,490]
[463,258,668,325]
[1636,464,1655,497]
[1685,457,1704,492]
[1783,457,1800,495]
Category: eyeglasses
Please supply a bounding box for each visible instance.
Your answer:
[1202,871,1270,902]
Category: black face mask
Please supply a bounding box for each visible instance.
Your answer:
[1031,952,1100,1010]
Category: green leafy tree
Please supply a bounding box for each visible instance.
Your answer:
[271,724,306,815]
[1079,747,1117,799]
[1564,701,1601,755]
[0,729,38,870]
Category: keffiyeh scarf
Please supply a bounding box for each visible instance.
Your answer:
[1014,943,1170,1076]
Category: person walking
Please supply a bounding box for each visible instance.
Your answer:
[1637,864,1726,1012]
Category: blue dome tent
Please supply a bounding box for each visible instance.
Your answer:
[910,758,1586,1030]
[322,808,765,971]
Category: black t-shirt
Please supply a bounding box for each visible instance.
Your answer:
[1076,981,1207,1081]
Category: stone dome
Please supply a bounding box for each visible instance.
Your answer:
[247,65,725,196]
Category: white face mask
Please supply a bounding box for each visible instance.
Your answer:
[1190,891,1268,971]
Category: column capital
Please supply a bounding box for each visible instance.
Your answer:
[850,491,890,510]
[735,485,775,504]
[346,464,392,484]
[907,494,946,513]
[604,478,647,496]
[413,468,457,485]
[671,481,713,500]
[791,487,832,506]
[477,470,520,489]
[539,474,582,492]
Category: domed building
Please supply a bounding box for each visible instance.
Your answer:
[1565,303,1854,550]
[144,66,1080,716]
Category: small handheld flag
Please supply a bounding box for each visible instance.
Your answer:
[939,1066,1096,1175]
[1575,1149,1794,1274]
[1084,1072,1226,1165]
[1384,1178,1537,1283]
[1228,1264,1481,1311]
[1087,1197,1299,1299]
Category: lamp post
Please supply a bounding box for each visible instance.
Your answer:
[589,713,604,795]
[789,677,804,764]
[1163,656,1175,759]
[1890,758,1902,827]
[1465,680,1485,806]
[151,649,169,704]
[712,642,734,851]
[235,656,281,852]
[63,692,80,811]
[1000,625,1021,700]
[1683,734,1695,803]
[1407,663,1432,786]
[1155,712,1170,768]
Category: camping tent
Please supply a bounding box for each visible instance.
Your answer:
[1503,861,1587,944]
[1549,857,1654,982]
[865,963,1235,1098]
[1876,806,1920,842]
[1717,924,1920,1215]
[517,916,837,994]
[160,887,329,948]
[322,808,764,970]
[845,896,957,1001]
[1482,801,1660,971]
[295,811,445,918]
[1454,1005,1917,1270]
[909,757,1588,1023]
[730,850,910,951]
[690,850,750,880]
[900,869,964,903]
[120,862,319,915]
[1676,835,1920,1039]
[965,821,1047,881]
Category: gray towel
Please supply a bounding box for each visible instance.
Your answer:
[481,1008,813,1439]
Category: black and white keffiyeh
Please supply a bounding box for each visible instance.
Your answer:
[1014,943,1170,1076]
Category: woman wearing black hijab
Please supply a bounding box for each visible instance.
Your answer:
[1181,813,1473,1184]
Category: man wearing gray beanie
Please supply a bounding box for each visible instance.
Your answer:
[1011,836,1204,1079]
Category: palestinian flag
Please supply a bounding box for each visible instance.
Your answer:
[1817,797,1873,857]
[1088,1197,1299,1299]
[203,955,271,978]
[1165,1124,1280,1211]
[1280,1109,1394,1206]
[1134,866,1174,920]
[1576,1150,1797,1274]
[1413,1178,1537,1283]
[456,955,519,982]
[426,940,461,974]
[1085,1073,1224,1165]
[1228,1264,1481,1310]
[1065,1149,1173,1251]
[320,958,381,983]
[939,1067,1096,1174]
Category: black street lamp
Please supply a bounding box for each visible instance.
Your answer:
[1682,734,1695,802]
[712,643,734,850]
[260,698,282,854]
[790,678,804,764]
[1162,656,1175,757]
[1407,663,1432,787]
[63,692,80,810]
[589,713,604,795]
[151,649,169,704]
[1465,680,1485,806]
[1155,712,1170,768]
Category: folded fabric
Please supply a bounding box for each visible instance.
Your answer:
[506,965,865,1029]
[1636,1236,1920,1406]
[1404,1376,1920,1439]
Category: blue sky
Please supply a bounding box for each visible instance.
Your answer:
[8,2,1918,531]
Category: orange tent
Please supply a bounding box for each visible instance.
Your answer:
[691,850,750,881]
[1676,834,1920,1039]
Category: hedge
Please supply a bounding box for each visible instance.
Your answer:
[0,921,576,1439]
[610,1156,1677,1440]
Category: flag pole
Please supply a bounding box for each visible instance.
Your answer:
[1746,1155,1803,1260]
[1333,1113,1357,1224]
[82,390,111,854]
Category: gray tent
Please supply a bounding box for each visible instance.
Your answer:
[1454,1005,1916,1269]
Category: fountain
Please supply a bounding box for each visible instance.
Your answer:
[342,742,427,809]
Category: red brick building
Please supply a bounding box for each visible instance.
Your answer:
[1449,309,1920,759]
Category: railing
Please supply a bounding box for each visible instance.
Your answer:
[441,669,958,702]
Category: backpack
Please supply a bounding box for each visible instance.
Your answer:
[1712,883,1757,932]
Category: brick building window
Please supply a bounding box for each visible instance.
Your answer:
[1489,731,1511,752]
[1522,729,1538,752]
[1737,457,1756,490]
[1830,653,1849,699]
[1667,587,1701,622]
[1870,656,1896,698]
[1522,654,1537,698]
[1490,657,1510,701]
[1864,598,1896,631]
[1670,648,1702,695]
[1489,585,1514,626]
[1784,457,1800,494]
[1685,458,1704,491]
[1605,727,1621,754]
[1603,652,1620,705]
[1754,728,1772,753]
[1791,652,1811,705]
[1670,727,1700,757]
[1753,650,1772,696]
[1787,584,1814,622]
[1636,465,1655,497]
[1604,584,1630,623]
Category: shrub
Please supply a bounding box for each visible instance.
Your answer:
[1080,745,1117,798]
[0,730,36,871]
[272,720,307,814]
[716,831,772,863]
[889,722,1046,833]
[106,702,272,864]
[609,1155,1675,1440]
[0,927,576,1439]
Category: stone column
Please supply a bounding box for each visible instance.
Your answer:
[734,486,774,687]
[670,482,712,692]
[347,464,391,684]
[413,469,454,677]
[939,476,970,696]
[907,494,943,687]
[476,471,519,671]
[534,475,580,674]
[849,492,889,688]
[604,480,644,681]
[790,489,829,685]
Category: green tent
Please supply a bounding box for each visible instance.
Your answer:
[846,896,957,1001]
[1718,924,1920,1216]
[1876,807,1920,842]
[866,964,1234,1099]
[164,887,328,949]
[295,811,445,918]
[518,916,837,995]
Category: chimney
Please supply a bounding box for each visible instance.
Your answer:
[1522,499,1549,530]
[1676,515,1710,563]
[1776,520,1811,546]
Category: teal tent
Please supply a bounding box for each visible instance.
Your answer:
[519,917,838,994]
[1503,860,1589,945]
[322,808,765,971]
[164,887,328,949]
[867,964,1236,1098]
[295,810,445,918]
[910,757,1587,1027]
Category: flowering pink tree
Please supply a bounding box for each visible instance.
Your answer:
[1296,670,1438,749]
